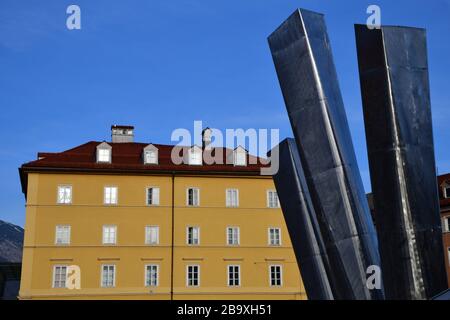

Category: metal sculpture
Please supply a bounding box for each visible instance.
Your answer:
[355,24,448,299]
[268,9,383,300]
[272,138,334,300]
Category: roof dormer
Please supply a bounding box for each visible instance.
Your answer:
[442,181,450,199]
[187,145,202,165]
[233,146,247,166]
[97,142,112,163]
[143,144,158,165]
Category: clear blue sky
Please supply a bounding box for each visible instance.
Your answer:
[1,0,449,227]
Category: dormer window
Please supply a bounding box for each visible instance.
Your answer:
[143,144,158,165]
[145,150,157,164]
[97,142,112,163]
[444,183,450,199]
[188,146,202,165]
[233,146,247,166]
[98,149,111,162]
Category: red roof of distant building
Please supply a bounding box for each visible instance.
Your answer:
[438,173,450,210]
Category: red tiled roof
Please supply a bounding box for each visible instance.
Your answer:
[19,141,270,196]
[22,141,267,172]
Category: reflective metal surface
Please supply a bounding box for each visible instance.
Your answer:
[272,138,334,300]
[268,9,383,300]
[355,24,448,299]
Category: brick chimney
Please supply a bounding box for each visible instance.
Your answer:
[111,125,134,143]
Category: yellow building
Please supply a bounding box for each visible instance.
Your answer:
[18,126,306,300]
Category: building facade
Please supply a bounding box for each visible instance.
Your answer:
[438,173,450,288]
[18,126,306,300]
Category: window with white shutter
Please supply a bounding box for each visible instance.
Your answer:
[187,226,200,245]
[146,187,160,206]
[267,190,280,208]
[103,225,117,245]
[145,226,159,245]
[57,186,72,204]
[104,186,118,205]
[101,265,115,287]
[226,189,239,207]
[55,225,71,245]
[187,188,200,206]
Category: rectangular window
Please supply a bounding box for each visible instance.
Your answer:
[187,188,200,206]
[57,186,72,204]
[234,150,247,166]
[227,227,240,245]
[443,217,450,233]
[267,190,280,208]
[145,226,159,245]
[144,150,158,164]
[98,149,111,162]
[269,265,282,286]
[445,186,450,199]
[145,265,159,287]
[55,225,71,245]
[269,228,281,246]
[101,265,115,287]
[228,265,240,286]
[187,226,200,245]
[53,266,67,288]
[226,189,239,207]
[146,187,160,206]
[103,225,117,245]
[187,265,200,287]
[188,148,202,165]
[104,186,118,205]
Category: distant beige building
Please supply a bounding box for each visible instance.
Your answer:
[18,125,306,300]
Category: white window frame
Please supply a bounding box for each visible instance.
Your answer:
[226,226,240,246]
[186,226,200,245]
[267,190,280,208]
[101,264,116,288]
[186,265,200,287]
[57,185,72,204]
[97,148,111,163]
[144,150,158,165]
[443,216,450,233]
[225,189,239,207]
[145,225,160,245]
[102,225,117,245]
[444,186,450,199]
[186,188,200,207]
[145,264,159,287]
[233,148,247,166]
[52,265,68,288]
[227,265,241,287]
[269,265,283,287]
[146,187,160,206]
[55,225,71,245]
[104,186,118,205]
[268,227,281,246]
[188,147,202,165]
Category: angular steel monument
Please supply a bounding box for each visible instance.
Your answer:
[272,138,334,300]
[355,25,447,299]
[268,9,383,299]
